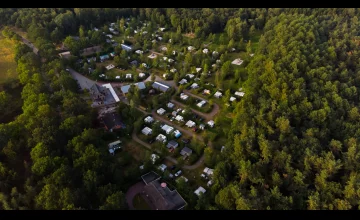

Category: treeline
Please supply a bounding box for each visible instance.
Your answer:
[209,8,360,210]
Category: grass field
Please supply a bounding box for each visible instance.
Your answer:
[0,35,17,84]
[249,30,262,52]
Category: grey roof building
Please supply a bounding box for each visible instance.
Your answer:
[166,140,179,149]
[180,147,193,156]
[152,81,170,92]
[140,171,187,210]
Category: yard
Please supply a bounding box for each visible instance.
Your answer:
[0,34,17,84]
[132,194,151,210]
[123,140,150,161]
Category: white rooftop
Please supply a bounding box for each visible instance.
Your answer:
[214,91,222,98]
[102,83,120,102]
[197,100,207,107]
[142,127,152,135]
[235,91,245,97]
[144,116,154,123]
[175,115,184,121]
[179,79,188,85]
[106,64,115,70]
[194,186,206,196]
[231,58,244,65]
[190,83,199,89]
[157,108,166,115]
[185,120,196,128]
[186,74,195,79]
[156,134,167,143]
[207,120,215,127]
[167,102,175,108]
[180,93,189,100]
[188,46,195,51]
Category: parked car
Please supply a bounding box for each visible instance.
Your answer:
[182,139,190,144]
[170,165,176,170]
[148,139,155,144]
[175,170,182,177]
[170,117,175,122]
[193,127,198,132]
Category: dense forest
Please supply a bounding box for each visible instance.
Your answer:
[0,8,360,210]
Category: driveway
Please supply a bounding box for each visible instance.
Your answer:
[68,68,102,90]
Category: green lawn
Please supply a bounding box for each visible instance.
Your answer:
[0,35,17,84]
[133,194,151,210]
[249,30,262,52]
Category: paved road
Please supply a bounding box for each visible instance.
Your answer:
[21,37,39,55]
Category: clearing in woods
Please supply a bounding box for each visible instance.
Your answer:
[0,34,17,84]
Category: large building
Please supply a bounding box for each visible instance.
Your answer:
[102,83,120,102]
[120,82,146,94]
[140,171,187,210]
[152,81,170,92]
[89,83,119,107]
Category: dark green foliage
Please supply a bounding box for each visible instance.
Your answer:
[214,9,360,210]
